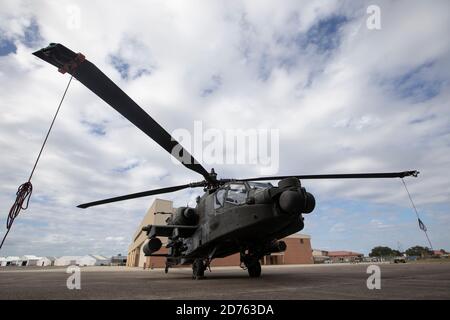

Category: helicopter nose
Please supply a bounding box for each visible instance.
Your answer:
[279,190,304,214]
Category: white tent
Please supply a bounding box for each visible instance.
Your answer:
[91,255,110,266]
[55,256,82,266]
[5,256,20,266]
[78,255,110,266]
[37,256,56,267]
[0,257,6,267]
[20,255,41,266]
[78,255,96,266]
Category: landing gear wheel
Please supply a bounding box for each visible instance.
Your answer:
[192,259,206,280]
[247,260,261,278]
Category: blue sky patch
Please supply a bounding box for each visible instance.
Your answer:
[22,18,43,48]
[307,197,436,253]
[263,14,348,81]
[201,74,222,96]
[298,15,348,53]
[0,18,43,56]
[134,68,152,78]
[0,38,17,56]
[258,52,273,81]
[17,219,49,228]
[114,161,140,173]
[109,53,152,80]
[409,114,436,124]
[81,120,107,136]
[110,54,130,79]
[384,62,444,103]
[32,194,53,205]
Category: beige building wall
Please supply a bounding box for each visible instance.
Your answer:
[127,199,173,268]
[282,234,313,264]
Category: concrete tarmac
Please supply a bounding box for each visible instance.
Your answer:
[0,262,449,299]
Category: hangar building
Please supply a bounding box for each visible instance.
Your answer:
[327,251,363,263]
[127,199,313,268]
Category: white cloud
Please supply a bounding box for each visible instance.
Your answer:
[330,222,346,233]
[369,219,393,229]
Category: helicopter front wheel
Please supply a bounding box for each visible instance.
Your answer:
[246,260,262,278]
[192,259,206,280]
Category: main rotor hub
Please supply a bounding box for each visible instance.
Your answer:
[209,168,218,181]
[205,168,219,190]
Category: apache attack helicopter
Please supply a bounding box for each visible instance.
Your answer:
[33,43,418,279]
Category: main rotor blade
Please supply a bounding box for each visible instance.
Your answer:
[33,43,212,183]
[235,170,419,182]
[77,182,204,209]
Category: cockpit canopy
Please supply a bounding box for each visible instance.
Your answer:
[214,181,273,208]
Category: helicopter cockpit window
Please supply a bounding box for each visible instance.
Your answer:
[214,189,226,209]
[225,183,247,205]
[248,182,273,190]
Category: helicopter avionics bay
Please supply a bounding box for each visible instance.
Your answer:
[171,120,280,175]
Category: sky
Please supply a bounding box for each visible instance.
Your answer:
[0,0,449,257]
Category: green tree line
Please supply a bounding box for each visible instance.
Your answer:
[369,245,444,257]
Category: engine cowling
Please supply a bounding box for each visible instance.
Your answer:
[304,191,315,213]
[278,177,301,189]
[279,190,304,214]
[277,178,316,214]
[170,207,198,226]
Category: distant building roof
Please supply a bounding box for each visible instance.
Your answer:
[312,249,329,256]
[286,233,311,239]
[327,251,363,257]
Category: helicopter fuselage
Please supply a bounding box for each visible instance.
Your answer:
[143,177,315,267]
